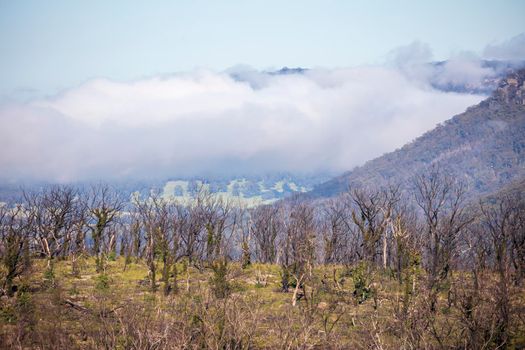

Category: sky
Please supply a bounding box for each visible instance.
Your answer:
[0,1,524,182]
[1,0,524,96]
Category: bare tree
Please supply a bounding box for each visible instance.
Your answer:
[321,198,348,264]
[0,204,31,296]
[348,185,400,269]
[480,193,525,347]
[250,204,280,264]
[281,200,317,305]
[414,168,472,311]
[69,192,89,277]
[87,185,123,273]
[238,205,251,269]
[199,192,233,263]
[176,203,200,263]
[135,193,170,293]
[508,194,525,286]
[25,185,83,271]
[389,204,421,286]
[349,187,384,265]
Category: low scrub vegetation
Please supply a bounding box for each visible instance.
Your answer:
[1,168,524,349]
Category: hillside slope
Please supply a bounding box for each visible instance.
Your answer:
[160,174,327,207]
[307,69,525,199]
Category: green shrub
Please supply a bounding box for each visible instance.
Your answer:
[241,241,251,269]
[0,302,16,323]
[350,262,373,304]
[43,266,55,289]
[95,274,110,291]
[280,264,291,292]
[107,251,117,261]
[210,258,230,299]
[15,284,34,318]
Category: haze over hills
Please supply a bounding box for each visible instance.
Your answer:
[306,69,525,200]
[159,63,525,206]
[1,62,524,205]
[229,60,525,95]
[428,59,525,94]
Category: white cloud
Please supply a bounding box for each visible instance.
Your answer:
[386,41,506,92]
[388,41,433,66]
[432,57,495,87]
[0,65,485,182]
[484,33,525,61]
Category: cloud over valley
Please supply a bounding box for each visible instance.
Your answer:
[0,62,499,182]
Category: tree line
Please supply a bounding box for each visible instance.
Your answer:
[1,168,524,348]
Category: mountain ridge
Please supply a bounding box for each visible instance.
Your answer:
[306,68,525,200]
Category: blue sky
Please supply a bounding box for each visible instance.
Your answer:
[0,1,524,181]
[1,0,524,96]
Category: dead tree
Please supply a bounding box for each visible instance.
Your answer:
[135,192,188,295]
[25,185,83,270]
[414,168,472,311]
[508,195,525,286]
[69,193,89,276]
[199,191,233,263]
[348,186,399,269]
[250,204,280,264]
[389,204,420,286]
[177,203,200,263]
[0,204,32,296]
[136,194,163,293]
[237,205,251,269]
[88,185,123,273]
[378,185,401,270]
[321,198,349,264]
[480,194,525,347]
[281,201,317,304]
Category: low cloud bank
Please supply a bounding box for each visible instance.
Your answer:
[0,67,483,182]
[5,34,525,182]
[484,33,525,61]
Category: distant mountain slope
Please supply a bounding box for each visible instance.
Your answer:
[160,174,327,207]
[0,174,329,206]
[307,69,525,199]
[429,59,525,95]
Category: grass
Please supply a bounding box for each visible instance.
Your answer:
[1,257,524,349]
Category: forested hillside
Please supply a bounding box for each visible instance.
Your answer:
[308,69,525,200]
